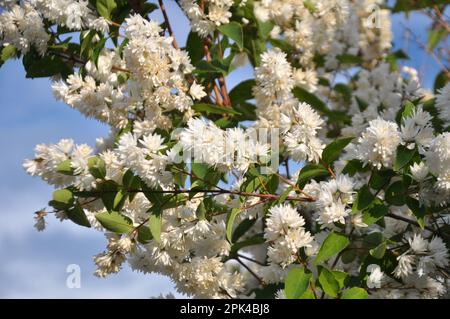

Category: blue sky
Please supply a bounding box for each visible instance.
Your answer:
[0,3,445,298]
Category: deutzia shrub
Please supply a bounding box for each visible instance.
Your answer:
[1,0,449,299]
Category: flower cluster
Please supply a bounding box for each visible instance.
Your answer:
[264,204,313,267]
[178,0,235,37]
[4,0,449,300]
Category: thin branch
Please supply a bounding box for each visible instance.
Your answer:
[386,212,436,233]
[236,258,265,286]
[158,0,179,49]
[81,187,315,202]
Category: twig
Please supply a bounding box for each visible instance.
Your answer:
[158,0,179,49]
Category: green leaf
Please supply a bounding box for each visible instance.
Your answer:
[393,145,416,171]
[370,241,387,259]
[369,169,394,190]
[192,103,241,116]
[96,0,117,19]
[232,218,256,243]
[354,185,375,211]
[293,87,329,115]
[226,208,241,242]
[229,80,255,103]
[406,197,426,229]
[284,268,312,299]
[334,83,352,104]
[296,164,329,188]
[318,268,339,298]
[113,189,128,211]
[428,27,448,51]
[303,0,317,13]
[66,203,91,228]
[98,180,118,211]
[186,31,204,63]
[193,60,228,76]
[434,71,449,94]
[332,271,348,289]
[191,162,209,180]
[88,156,106,179]
[51,189,74,210]
[137,226,153,244]
[342,159,367,176]
[230,233,265,255]
[336,54,363,65]
[1,45,16,64]
[257,21,274,39]
[218,22,244,50]
[341,287,368,299]
[385,181,406,206]
[322,137,354,165]
[57,160,75,176]
[362,203,388,225]
[95,211,133,234]
[315,232,349,265]
[196,201,207,220]
[23,50,72,78]
[148,213,162,243]
[402,101,416,119]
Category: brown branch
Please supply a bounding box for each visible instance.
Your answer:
[386,212,436,233]
[79,188,315,202]
[158,0,179,49]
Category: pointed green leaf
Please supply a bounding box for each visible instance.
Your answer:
[285,268,312,299]
[95,211,133,234]
[218,22,244,50]
[341,287,368,299]
[322,137,354,165]
[314,232,349,265]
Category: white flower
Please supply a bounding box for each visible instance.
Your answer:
[436,83,450,125]
[366,264,384,289]
[394,254,414,278]
[254,48,294,101]
[356,118,401,169]
[410,162,429,182]
[189,81,207,100]
[318,201,349,227]
[265,204,305,240]
[408,233,428,254]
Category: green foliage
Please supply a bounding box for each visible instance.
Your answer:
[406,197,426,229]
[88,157,107,179]
[284,268,312,299]
[57,160,75,176]
[96,0,117,19]
[0,45,16,67]
[186,31,204,64]
[341,287,368,299]
[192,103,241,116]
[385,181,407,206]
[354,185,375,211]
[315,232,349,265]
[23,50,72,78]
[318,267,339,297]
[96,211,133,234]
[393,145,417,171]
[296,164,329,188]
[226,208,241,242]
[218,22,244,50]
[362,203,389,225]
[322,137,354,165]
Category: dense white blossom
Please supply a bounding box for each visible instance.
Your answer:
[354,118,401,169]
[8,0,450,300]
